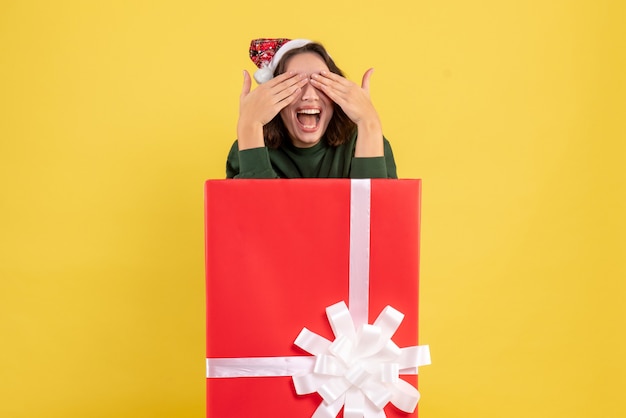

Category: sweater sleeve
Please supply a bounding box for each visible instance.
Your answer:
[226,141,279,179]
[349,137,398,179]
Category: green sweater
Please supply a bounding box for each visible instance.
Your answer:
[226,131,397,179]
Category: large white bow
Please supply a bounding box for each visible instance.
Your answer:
[293,301,431,418]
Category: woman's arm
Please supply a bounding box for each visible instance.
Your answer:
[226,140,279,179]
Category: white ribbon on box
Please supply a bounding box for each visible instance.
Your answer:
[206,180,431,417]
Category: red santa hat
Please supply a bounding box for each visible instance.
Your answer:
[249,38,313,84]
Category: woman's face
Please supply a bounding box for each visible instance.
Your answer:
[280,52,334,148]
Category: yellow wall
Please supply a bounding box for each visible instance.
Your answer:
[1,1,624,417]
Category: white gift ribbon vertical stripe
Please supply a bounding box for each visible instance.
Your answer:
[349,179,371,329]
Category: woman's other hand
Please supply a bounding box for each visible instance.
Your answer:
[310,69,383,157]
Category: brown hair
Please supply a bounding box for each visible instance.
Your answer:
[263,43,356,149]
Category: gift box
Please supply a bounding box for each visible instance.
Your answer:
[205,179,429,417]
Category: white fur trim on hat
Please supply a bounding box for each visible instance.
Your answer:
[253,39,313,84]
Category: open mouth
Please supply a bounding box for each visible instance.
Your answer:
[296,108,321,130]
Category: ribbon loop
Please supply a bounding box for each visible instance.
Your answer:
[319,377,351,403]
[344,388,366,418]
[398,345,432,371]
[293,372,327,395]
[354,324,384,359]
[327,301,357,340]
[380,363,399,383]
[373,305,404,340]
[295,327,332,355]
[389,379,421,413]
[314,354,346,376]
[312,396,344,418]
[329,335,354,365]
[361,380,392,409]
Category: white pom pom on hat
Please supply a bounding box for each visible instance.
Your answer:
[249,38,313,84]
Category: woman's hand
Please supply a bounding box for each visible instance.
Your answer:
[310,69,383,157]
[237,70,309,150]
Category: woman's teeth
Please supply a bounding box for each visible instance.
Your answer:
[297,109,320,129]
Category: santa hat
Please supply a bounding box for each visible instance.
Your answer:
[249,38,313,84]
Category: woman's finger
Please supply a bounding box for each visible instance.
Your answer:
[309,74,341,102]
[265,71,302,89]
[361,68,374,93]
[241,70,252,96]
[269,74,308,105]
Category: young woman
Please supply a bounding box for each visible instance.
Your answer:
[227,38,397,179]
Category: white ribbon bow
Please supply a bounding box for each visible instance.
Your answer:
[293,301,430,418]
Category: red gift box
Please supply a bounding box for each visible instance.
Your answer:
[205,179,429,417]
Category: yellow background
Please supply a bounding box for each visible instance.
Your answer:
[1,1,624,417]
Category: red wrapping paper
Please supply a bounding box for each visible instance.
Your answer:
[205,179,421,417]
